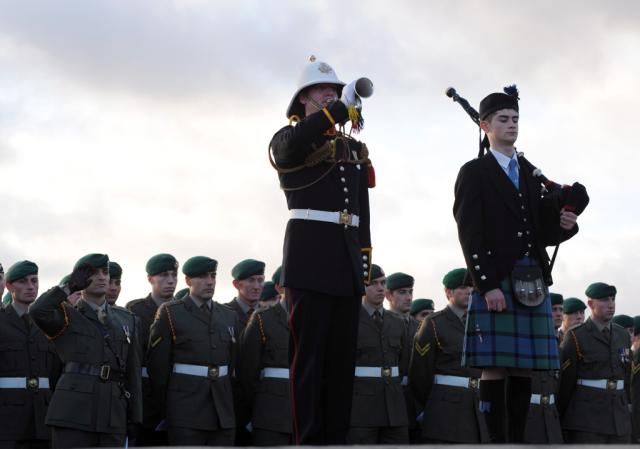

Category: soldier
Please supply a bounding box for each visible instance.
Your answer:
[558,297,586,342]
[58,275,83,306]
[226,259,266,329]
[453,86,581,442]
[558,282,631,443]
[105,261,122,306]
[1,261,61,448]
[410,268,488,443]
[258,281,279,310]
[174,287,189,300]
[29,253,142,448]
[125,253,179,446]
[147,256,239,446]
[409,299,435,322]
[523,292,564,444]
[237,281,292,446]
[269,57,373,444]
[632,316,640,442]
[347,264,409,444]
[613,315,635,339]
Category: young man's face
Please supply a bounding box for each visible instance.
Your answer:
[233,275,265,308]
[299,83,339,116]
[552,304,564,329]
[481,109,519,147]
[7,274,39,305]
[446,286,472,310]
[187,272,216,301]
[386,287,413,314]
[106,278,121,305]
[563,310,585,329]
[364,276,386,308]
[588,297,615,323]
[84,267,109,297]
[148,271,178,299]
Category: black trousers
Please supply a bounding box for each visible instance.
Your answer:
[252,428,292,446]
[0,440,49,449]
[565,430,631,444]
[287,288,361,445]
[51,427,124,449]
[346,425,409,444]
[168,426,235,446]
[135,427,167,446]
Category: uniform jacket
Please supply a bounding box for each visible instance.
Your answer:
[0,304,62,441]
[631,348,640,442]
[226,298,252,330]
[410,307,488,443]
[29,288,142,433]
[453,152,578,294]
[237,302,291,434]
[125,295,162,429]
[524,369,563,443]
[350,306,408,428]
[270,101,372,297]
[558,319,631,437]
[147,296,239,431]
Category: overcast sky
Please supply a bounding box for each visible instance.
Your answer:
[1,0,639,314]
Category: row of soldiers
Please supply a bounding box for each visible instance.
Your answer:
[0,254,638,447]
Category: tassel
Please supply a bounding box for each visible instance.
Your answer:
[367,162,376,188]
[347,105,364,133]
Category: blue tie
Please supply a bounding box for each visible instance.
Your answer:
[508,158,519,189]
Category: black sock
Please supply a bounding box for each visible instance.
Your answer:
[479,379,506,443]
[506,375,532,443]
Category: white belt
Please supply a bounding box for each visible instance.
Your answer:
[354,366,399,378]
[289,209,360,228]
[141,367,149,378]
[0,377,50,389]
[530,393,555,405]
[261,368,290,379]
[434,374,479,389]
[173,363,228,379]
[577,379,624,390]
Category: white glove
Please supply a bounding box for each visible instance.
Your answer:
[340,81,362,109]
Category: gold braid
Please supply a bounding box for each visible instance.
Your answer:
[430,319,442,350]
[570,330,583,360]
[46,302,70,340]
[166,305,177,343]
[256,313,267,345]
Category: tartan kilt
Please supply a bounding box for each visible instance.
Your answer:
[462,264,559,370]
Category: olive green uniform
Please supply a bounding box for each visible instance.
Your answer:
[147,296,239,445]
[237,301,292,445]
[410,306,489,443]
[523,369,563,443]
[558,318,632,443]
[630,348,640,442]
[29,288,142,448]
[347,306,409,444]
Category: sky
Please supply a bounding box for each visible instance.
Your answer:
[1,0,639,314]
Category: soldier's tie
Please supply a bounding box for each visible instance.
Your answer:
[247,308,255,319]
[508,158,519,189]
[98,308,108,325]
[373,309,383,330]
[603,326,610,341]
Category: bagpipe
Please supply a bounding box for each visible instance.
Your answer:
[446,86,590,271]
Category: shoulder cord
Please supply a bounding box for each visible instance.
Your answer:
[430,319,442,350]
[45,302,71,340]
[256,314,267,345]
[570,330,583,360]
[165,306,177,343]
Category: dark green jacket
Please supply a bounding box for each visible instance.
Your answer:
[630,348,640,442]
[524,369,563,443]
[147,296,239,431]
[29,288,142,434]
[350,306,408,428]
[237,302,291,434]
[0,303,62,441]
[558,318,631,437]
[410,306,488,443]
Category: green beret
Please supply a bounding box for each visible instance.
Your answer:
[385,272,414,291]
[232,259,265,280]
[109,261,122,279]
[183,256,217,277]
[2,291,11,305]
[585,282,617,300]
[174,287,189,300]
[0,262,4,274]
[634,316,640,336]
[612,314,634,329]
[563,297,586,314]
[59,274,71,286]
[442,268,467,289]
[271,266,282,285]
[260,281,278,301]
[146,253,179,276]
[5,260,39,283]
[74,253,109,271]
[550,293,564,306]
[370,264,384,280]
[410,298,434,316]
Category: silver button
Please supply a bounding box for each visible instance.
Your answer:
[523,218,527,222]
[344,225,348,230]
[526,231,530,235]
[340,166,345,172]
[518,193,523,197]
[527,243,532,248]
[474,265,480,270]
[480,275,487,281]
[363,263,368,268]
[517,232,523,237]
[472,254,478,260]
[343,209,348,213]
[525,251,530,257]
[521,205,525,210]
[363,271,368,276]
[345,198,349,204]
[341,177,346,183]
[343,187,348,193]
[487,250,492,255]
[363,255,368,261]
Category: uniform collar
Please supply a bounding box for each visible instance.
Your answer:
[489,148,518,171]
[447,303,466,320]
[362,301,384,317]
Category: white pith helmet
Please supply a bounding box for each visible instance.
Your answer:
[286,55,346,119]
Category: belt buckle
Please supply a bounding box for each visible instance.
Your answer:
[541,395,550,405]
[339,211,352,226]
[27,377,39,390]
[208,366,219,379]
[469,378,478,389]
[607,380,617,390]
[381,367,391,378]
[100,365,111,381]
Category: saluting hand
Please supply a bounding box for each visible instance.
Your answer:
[559,209,578,231]
[485,288,506,312]
[67,263,94,293]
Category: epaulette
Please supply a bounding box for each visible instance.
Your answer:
[255,312,267,345]
[569,329,583,361]
[125,297,147,310]
[111,305,133,315]
[155,300,182,343]
[428,316,443,350]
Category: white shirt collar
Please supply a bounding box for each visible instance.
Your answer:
[489,148,518,172]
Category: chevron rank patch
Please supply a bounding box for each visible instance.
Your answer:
[415,341,431,357]
[561,359,571,371]
[150,336,163,348]
[633,362,640,376]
